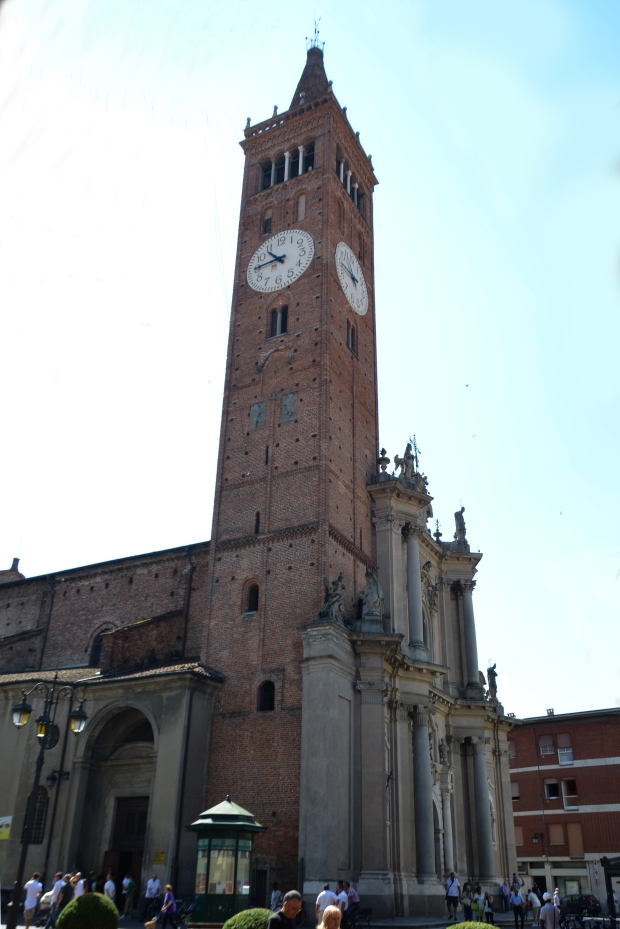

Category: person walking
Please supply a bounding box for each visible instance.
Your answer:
[316,884,338,924]
[336,882,349,927]
[510,886,526,929]
[553,889,560,908]
[142,872,161,920]
[462,886,474,922]
[45,873,63,929]
[500,882,510,913]
[23,872,43,929]
[540,893,560,929]
[161,884,179,928]
[56,875,74,922]
[270,882,283,911]
[445,871,461,922]
[344,882,359,928]
[473,886,485,922]
[123,873,136,916]
[484,891,495,924]
[104,870,116,903]
[267,890,303,929]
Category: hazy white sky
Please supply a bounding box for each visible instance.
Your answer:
[1,0,619,718]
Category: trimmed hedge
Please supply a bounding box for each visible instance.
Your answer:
[57,892,119,929]
[451,923,487,929]
[223,908,273,929]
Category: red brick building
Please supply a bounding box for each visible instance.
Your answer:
[508,708,620,900]
[0,45,517,918]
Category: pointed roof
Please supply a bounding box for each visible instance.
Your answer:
[289,46,330,110]
[187,794,266,833]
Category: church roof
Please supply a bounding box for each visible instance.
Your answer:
[289,46,330,110]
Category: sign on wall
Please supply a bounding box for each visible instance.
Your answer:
[0,816,12,840]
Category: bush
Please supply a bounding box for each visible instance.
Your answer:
[451,923,484,929]
[57,893,119,929]
[223,907,273,929]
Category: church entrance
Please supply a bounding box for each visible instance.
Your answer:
[76,707,155,898]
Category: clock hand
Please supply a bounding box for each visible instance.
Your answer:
[267,250,286,263]
[341,261,358,287]
[254,257,282,270]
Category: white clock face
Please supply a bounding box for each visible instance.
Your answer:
[335,241,368,316]
[247,229,314,293]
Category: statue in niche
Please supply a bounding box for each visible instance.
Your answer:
[487,663,498,700]
[454,506,467,541]
[426,582,439,613]
[478,670,487,697]
[439,737,448,764]
[361,566,384,619]
[394,442,415,480]
[319,573,346,624]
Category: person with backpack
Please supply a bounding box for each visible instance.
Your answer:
[445,872,461,921]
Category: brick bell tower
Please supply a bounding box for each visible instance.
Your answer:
[201,45,379,886]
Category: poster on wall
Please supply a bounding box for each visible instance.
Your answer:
[0,817,12,840]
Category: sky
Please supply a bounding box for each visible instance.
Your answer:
[0,0,619,719]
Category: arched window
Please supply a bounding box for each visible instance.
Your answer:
[258,681,275,712]
[303,141,315,172]
[262,209,272,236]
[270,306,288,338]
[246,584,259,613]
[90,632,105,666]
[21,786,49,844]
[274,153,286,185]
[297,194,306,222]
[260,161,273,191]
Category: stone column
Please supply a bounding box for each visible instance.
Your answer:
[441,784,454,874]
[403,525,427,657]
[346,169,352,195]
[411,706,435,879]
[270,159,276,188]
[461,580,480,688]
[298,144,305,175]
[353,182,359,206]
[284,151,290,181]
[472,738,494,877]
[339,159,344,184]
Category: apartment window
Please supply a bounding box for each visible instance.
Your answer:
[511,781,520,800]
[514,826,524,846]
[508,741,516,759]
[539,735,554,755]
[270,306,288,338]
[347,320,356,353]
[549,824,565,846]
[562,778,579,809]
[544,779,560,799]
[558,734,574,765]
[567,822,584,857]
[297,194,306,221]
[246,584,259,613]
[262,209,273,236]
[21,787,49,844]
[258,680,275,712]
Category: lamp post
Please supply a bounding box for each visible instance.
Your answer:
[532,832,546,858]
[7,674,87,929]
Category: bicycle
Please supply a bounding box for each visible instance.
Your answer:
[349,907,372,929]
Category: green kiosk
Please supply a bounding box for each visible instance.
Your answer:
[188,795,266,923]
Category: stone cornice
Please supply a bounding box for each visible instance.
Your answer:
[215,521,319,552]
[328,524,373,568]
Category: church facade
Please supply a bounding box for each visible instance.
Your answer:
[0,47,517,916]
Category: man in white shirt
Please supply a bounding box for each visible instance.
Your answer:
[104,871,116,901]
[445,872,461,922]
[540,893,560,929]
[528,889,541,926]
[44,873,63,929]
[336,883,349,922]
[141,873,161,920]
[316,884,339,924]
[24,872,43,929]
[74,872,85,897]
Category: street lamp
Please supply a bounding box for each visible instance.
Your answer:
[6,675,88,929]
[532,832,544,844]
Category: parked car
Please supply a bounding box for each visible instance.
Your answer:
[560,894,601,917]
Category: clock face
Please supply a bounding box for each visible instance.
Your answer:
[335,241,368,316]
[247,229,314,293]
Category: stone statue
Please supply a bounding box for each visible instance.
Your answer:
[487,663,498,700]
[454,506,466,542]
[439,738,447,764]
[361,566,384,619]
[478,670,487,693]
[319,573,346,624]
[394,442,414,480]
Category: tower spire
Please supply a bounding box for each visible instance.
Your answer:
[289,38,330,110]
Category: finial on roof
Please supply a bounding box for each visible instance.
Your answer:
[245,117,251,129]
[11,558,19,572]
[225,793,231,802]
[305,18,325,51]
[272,105,278,117]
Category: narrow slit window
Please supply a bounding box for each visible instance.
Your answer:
[262,209,272,236]
[297,194,306,221]
[246,584,259,613]
[254,512,260,534]
[347,320,356,353]
[258,680,275,712]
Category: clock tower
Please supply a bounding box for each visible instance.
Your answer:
[201,43,379,886]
